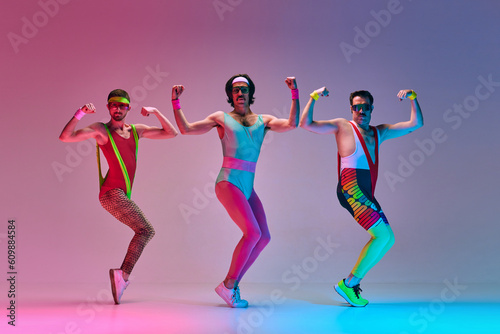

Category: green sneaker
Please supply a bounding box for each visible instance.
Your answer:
[334,279,369,307]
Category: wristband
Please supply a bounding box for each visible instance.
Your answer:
[291,89,299,100]
[172,99,181,110]
[74,108,86,120]
[408,91,417,100]
[310,91,319,101]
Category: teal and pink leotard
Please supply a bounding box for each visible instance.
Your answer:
[215,113,267,199]
[337,121,389,230]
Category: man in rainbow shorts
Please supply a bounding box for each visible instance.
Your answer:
[300,87,423,306]
[59,89,177,304]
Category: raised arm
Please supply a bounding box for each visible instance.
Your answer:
[264,77,300,133]
[299,87,339,134]
[135,107,178,139]
[378,90,424,142]
[171,85,221,135]
[59,103,105,143]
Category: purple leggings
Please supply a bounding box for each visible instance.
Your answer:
[215,181,271,281]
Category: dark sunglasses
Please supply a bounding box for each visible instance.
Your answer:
[352,104,372,112]
[232,86,250,94]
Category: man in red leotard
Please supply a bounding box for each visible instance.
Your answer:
[300,87,423,307]
[59,89,178,304]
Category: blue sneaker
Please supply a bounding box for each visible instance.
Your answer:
[215,282,248,308]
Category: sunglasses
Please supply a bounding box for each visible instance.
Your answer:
[351,104,372,112]
[108,103,131,111]
[232,86,250,94]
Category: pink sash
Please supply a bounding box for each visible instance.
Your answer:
[222,156,256,173]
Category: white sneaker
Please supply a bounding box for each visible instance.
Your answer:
[109,269,130,304]
[215,282,248,308]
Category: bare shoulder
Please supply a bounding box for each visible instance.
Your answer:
[261,114,275,119]
[88,122,108,144]
[89,121,105,130]
[130,123,148,137]
[261,114,277,124]
[375,123,390,134]
[209,110,225,124]
[211,110,225,118]
[88,122,107,134]
[335,118,355,136]
[131,123,148,131]
[332,117,350,125]
[375,123,389,129]
[332,117,351,129]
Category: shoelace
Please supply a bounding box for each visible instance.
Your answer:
[232,286,241,302]
[352,284,363,299]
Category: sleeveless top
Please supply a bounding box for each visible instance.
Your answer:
[98,124,138,199]
[216,113,267,199]
[338,121,379,195]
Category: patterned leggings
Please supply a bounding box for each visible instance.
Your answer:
[99,189,155,275]
[337,168,394,278]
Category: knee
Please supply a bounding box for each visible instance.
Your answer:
[147,227,156,241]
[149,227,156,240]
[376,232,391,246]
[370,226,391,243]
[243,227,263,247]
[378,230,394,250]
[137,226,155,242]
[243,228,262,246]
[387,233,395,249]
[258,232,271,249]
[249,230,271,251]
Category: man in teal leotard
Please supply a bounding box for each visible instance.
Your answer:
[171,74,300,307]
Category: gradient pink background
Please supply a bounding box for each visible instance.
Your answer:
[1,0,499,288]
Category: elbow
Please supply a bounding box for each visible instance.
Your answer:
[298,116,310,129]
[167,131,178,138]
[279,122,297,132]
[59,133,68,142]
[169,128,179,138]
[416,119,424,130]
[409,118,424,132]
[299,120,310,130]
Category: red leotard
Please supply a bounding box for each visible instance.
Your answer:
[98,127,137,198]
